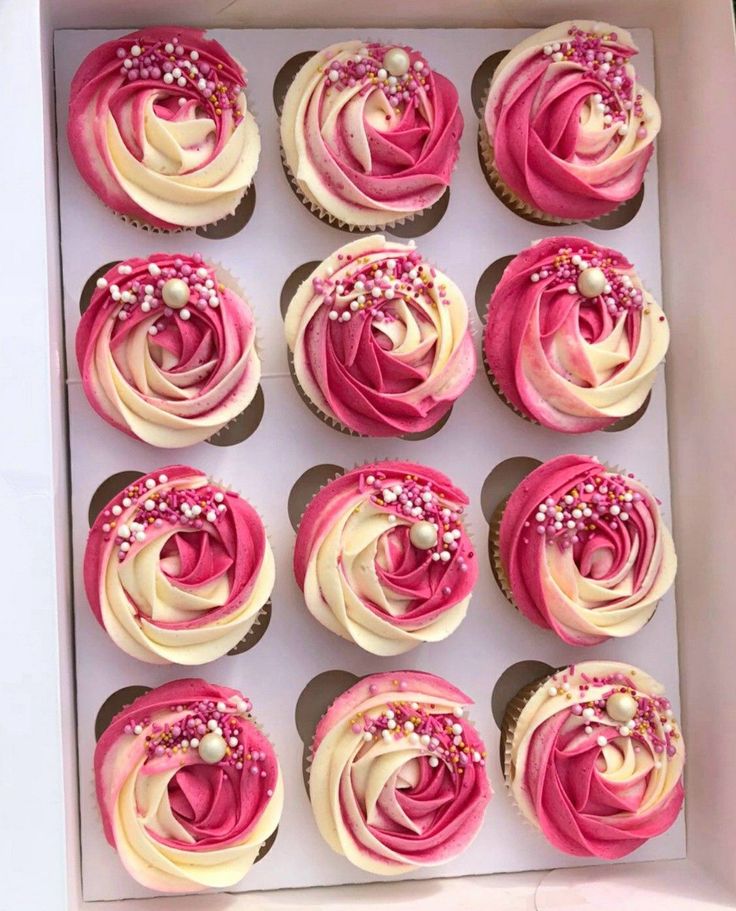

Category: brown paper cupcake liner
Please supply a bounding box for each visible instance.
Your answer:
[500,671,561,789]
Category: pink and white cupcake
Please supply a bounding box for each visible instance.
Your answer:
[309,671,491,873]
[76,253,260,447]
[493,455,676,646]
[481,22,661,223]
[284,236,475,436]
[502,661,684,858]
[85,466,274,664]
[68,27,260,230]
[280,40,463,229]
[95,679,283,892]
[294,461,477,655]
[483,237,669,432]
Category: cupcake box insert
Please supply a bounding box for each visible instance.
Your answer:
[53,26,683,900]
[15,2,733,904]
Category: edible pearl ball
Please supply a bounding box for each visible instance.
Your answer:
[198,732,227,764]
[162,277,190,309]
[383,47,411,77]
[605,692,638,723]
[577,267,607,298]
[410,520,438,550]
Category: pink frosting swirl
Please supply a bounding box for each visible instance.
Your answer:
[84,465,274,664]
[294,461,478,654]
[76,253,260,447]
[68,27,260,229]
[94,678,283,892]
[484,22,661,221]
[280,40,463,227]
[498,455,676,646]
[285,236,475,436]
[310,671,491,873]
[506,662,684,858]
[484,236,669,432]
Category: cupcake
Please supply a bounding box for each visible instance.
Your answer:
[84,466,274,664]
[502,661,684,858]
[76,253,260,447]
[309,671,491,873]
[484,237,669,432]
[68,27,260,230]
[294,461,477,655]
[280,40,463,229]
[284,236,475,436]
[481,22,661,223]
[493,455,676,646]
[95,679,283,892]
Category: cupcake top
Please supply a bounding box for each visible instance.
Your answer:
[294,461,477,655]
[310,671,491,874]
[497,455,676,646]
[484,22,661,221]
[95,679,283,892]
[505,661,684,858]
[484,236,669,432]
[284,235,475,436]
[280,40,463,228]
[84,466,274,664]
[68,27,260,229]
[76,252,260,447]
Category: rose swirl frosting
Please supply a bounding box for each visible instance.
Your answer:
[484,236,669,432]
[76,253,260,448]
[310,671,491,873]
[285,236,476,436]
[506,661,684,858]
[498,455,676,646]
[281,40,463,227]
[294,461,477,655]
[68,27,260,229]
[84,465,275,664]
[484,22,661,221]
[95,679,283,892]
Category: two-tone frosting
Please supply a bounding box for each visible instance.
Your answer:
[68,27,260,229]
[498,455,676,646]
[310,671,491,873]
[484,237,669,432]
[505,661,684,858]
[284,236,475,436]
[484,22,661,221]
[84,466,274,664]
[281,40,463,227]
[76,253,260,447]
[95,679,283,892]
[294,462,477,655]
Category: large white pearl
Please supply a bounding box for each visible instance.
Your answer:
[577,267,607,298]
[410,520,438,550]
[162,277,190,310]
[383,47,411,77]
[198,732,227,764]
[605,692,638,723]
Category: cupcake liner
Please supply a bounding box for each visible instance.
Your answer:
[489,495,517,609]
[500,670,560,788]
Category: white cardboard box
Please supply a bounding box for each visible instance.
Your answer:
[1,1,735,909]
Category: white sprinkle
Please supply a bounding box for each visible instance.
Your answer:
[428,756,439,768]
[180,308,191,320]
[363,731,373,742]
[144,499,155,511]
[207,719,218,731]
[163,73,174,84]
[584,725,593,734]
[190,738,199,748]
[597,736,608,747]
[451,723,462,735]
[206,510,217,522]
[548,686,558,696]
[133,724,143,735]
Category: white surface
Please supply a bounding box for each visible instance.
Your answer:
[54,26,685,902]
